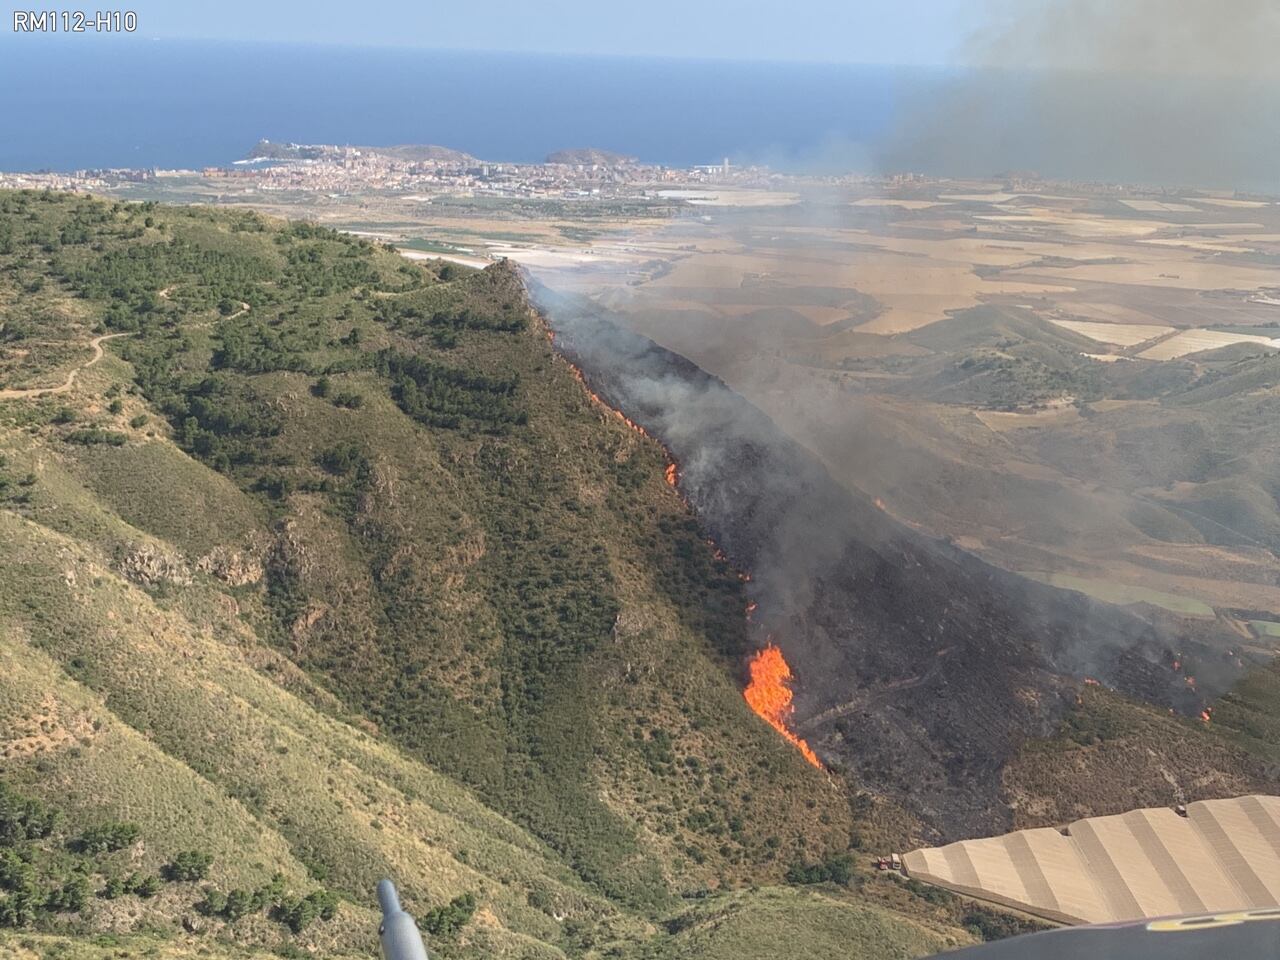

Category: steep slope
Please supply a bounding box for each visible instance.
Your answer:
[0,191,956,958]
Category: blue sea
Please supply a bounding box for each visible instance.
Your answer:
[0,38,904,172]
[3,39,1278,191]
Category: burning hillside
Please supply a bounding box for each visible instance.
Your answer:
[744,645,822,768]
[548,303,824,767]
[527,273,1225,840]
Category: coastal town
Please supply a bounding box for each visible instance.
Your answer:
[0,141,791,204]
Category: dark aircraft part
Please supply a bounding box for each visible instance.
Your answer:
[378,879,430,960]
[932,909,1280,959]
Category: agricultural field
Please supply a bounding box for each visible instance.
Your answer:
[1046,318,1174,346]
[1138,328,1280,359]
[399,176,1280,634]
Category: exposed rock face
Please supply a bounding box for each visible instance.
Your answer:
[196,545,265,587]
[118,544,192,587]
[530,278,1214,841]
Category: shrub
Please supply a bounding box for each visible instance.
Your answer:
[963,907,1043,941]
[421,892,477,938]
[0,785,58,843]
[64,428,126,446]
[222,888,255,921]
[275,889,339,933]
[45,876,89,913]
[124,873,160,898]
[196,888,227,917]
[317,442,367,476]
[72,822,139,854]
[163,850,213,882]
[785,853,853,886]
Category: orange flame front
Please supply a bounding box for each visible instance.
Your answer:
[544,321,819,769]
[744,645,822,768]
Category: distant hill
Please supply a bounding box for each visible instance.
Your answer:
[368,143,477,163]
[545,147,638,166]
[242,139,475,163]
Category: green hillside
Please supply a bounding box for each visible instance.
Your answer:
[0,191,967,958]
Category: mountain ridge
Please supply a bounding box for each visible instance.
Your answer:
[0,191,958,959]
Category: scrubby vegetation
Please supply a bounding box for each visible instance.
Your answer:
[0,781,242,931]
[785,854,854,886]
[0,191,988,959]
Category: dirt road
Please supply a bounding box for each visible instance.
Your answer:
[0,332,131,400]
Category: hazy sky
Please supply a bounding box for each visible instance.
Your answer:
[14,0,1007,65]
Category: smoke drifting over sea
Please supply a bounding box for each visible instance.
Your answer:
[877,0,1280,190]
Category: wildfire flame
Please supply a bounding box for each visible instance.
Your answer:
[744,645,822,769]
[1200,708,1213,723]
[548,323,823,770]
[1083,677,1100,686]
[553,342,690,501]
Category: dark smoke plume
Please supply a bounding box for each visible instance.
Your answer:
[878,0,1280,190]
[527,273,1220,838]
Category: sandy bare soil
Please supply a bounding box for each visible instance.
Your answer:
[1119,199,1199,212]
[850,198,946,209]
[657,188,799,206]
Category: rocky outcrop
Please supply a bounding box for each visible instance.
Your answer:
[196,545,264,587]
[118,544,192,587]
